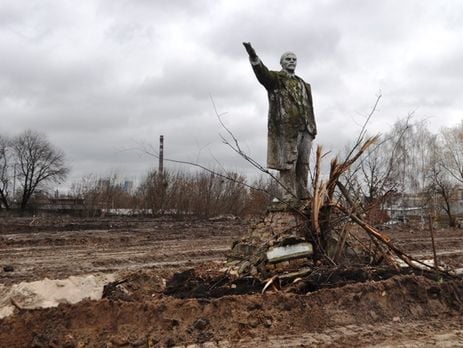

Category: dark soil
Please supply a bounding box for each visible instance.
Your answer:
[164,269,264,299]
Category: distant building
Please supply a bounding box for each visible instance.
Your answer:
[35,196,85,211]
[123,180,133,193]
[450,186,463,215]
[384,192,429,220]
[383,186,463,222]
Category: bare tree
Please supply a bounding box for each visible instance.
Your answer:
[136,168,250,217]
[0,135,11,209]
[428,166,458,227]
[70,173,136,215]
[440,121,463,184]
[137,169,170,214]
[95,173,132,210]
[427,134,459,227]
[340,117,437,224]
[341,134,399,219]
[12,130,69,210]
[243,175,280,215]
[339,118,410,223]
[70,174,101,216]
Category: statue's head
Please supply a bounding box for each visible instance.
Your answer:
[280,52,297,74]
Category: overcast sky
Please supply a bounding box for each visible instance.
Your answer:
[1,0,462,189]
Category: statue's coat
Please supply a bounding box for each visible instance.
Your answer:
[251,60,317,170]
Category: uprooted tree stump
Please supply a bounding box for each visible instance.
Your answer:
[228,200,357,279]
[228,138,459,284]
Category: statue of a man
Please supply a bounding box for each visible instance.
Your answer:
[243,42,317,201]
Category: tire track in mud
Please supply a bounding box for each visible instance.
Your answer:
[0,218,246,285]
[201,324,463,347]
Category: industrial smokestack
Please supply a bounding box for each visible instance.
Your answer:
[159,135,164,174]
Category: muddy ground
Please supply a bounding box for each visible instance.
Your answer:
[0,215,462,347]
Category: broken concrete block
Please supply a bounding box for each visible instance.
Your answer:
[228,242,257,260]
[266,243,313,264]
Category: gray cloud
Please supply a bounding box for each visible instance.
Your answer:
[1,0,463,190]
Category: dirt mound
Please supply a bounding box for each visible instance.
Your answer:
[1,268,462,347]
[160,265,454,299]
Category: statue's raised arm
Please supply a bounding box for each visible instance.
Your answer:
[242,42,257,60]
[243,42,277,90]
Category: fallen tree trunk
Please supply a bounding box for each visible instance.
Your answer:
[333,202,457,278]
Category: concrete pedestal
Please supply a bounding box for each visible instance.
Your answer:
[249,203,308,241]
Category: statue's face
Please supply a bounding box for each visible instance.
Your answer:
[280,53,297,73]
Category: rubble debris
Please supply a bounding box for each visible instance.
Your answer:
[163,269,263,298]
[262,275,280,293]
[0,274,115,318]
[208,214,238,221]
[3,265,14,272]
[102,279,132,301]
[228,234,313,279]
[193,318,210,330]
[228,203,317,279]
[278,268,312,282]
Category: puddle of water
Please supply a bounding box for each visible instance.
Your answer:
[0,273,115,319]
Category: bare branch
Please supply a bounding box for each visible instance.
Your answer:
[344,94,382,163]
[210,95,297,200]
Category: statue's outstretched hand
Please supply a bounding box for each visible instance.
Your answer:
[243,42,257,59]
